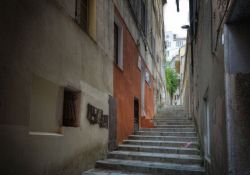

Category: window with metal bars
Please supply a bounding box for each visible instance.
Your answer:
[63,88,81,127]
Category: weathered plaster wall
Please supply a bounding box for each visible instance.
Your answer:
[113,8,141,144]
[191,0,228,174]
[0,0,113,174]
[114,6,156,144]
[224,21,250,175]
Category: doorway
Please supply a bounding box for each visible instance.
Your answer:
[134,97,139,132]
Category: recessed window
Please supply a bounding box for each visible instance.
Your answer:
[141,0,147,35]
[62,88,81,127]
[114,16,123,69]
[76,0,96,39]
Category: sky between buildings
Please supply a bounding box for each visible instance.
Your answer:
[163,0,190,37]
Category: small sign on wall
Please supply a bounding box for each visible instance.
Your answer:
[138,56,142,70]
[145,71,151,85]
[87,103,108,128]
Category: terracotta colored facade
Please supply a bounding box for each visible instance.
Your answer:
[114,8,155,144]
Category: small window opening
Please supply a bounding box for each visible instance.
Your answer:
[114,22,119,65]
[63,88,81,127]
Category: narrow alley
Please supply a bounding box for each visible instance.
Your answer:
[1,0,250,175]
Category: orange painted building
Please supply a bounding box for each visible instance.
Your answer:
[113,8,155,144]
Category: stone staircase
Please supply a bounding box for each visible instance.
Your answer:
[82,106,205,175]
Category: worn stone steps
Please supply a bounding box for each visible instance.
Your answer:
[140,127,195,132]
[82,169,147,175]
[128,135,198,142]
[155,124,195,128]
[154,121,195,125]
[153,119,193,122]
[108,151,203,165]
[155,114,188,117]
[118,144,200,155]
[95,159,205,175]
[123,140,199,148]
[82,106,204,175]
[135,131,197,137]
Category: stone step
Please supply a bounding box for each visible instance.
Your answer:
[108,151,203,165]
[140,128,195,132]
[118,144,200,155]
[153,118,193,122]
[129,135,198,142]
[82,169,147,175]
[155,115,188,118]
[154,121,195,125]
[155,125,195,128]
[135,131,197,137]
[95,159,205,175]
[154,117,189,120]
[123,140,199,148]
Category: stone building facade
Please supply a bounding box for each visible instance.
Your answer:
[182,0,250,174]
[114,0,166,143]
[0,0,166,174]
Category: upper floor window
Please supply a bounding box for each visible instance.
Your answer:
[176,40,183,47]
[76,0,96,40]
[129,0,147,35]
[114,16,123,70]
[167,41,171,47]
[141,0,147,35]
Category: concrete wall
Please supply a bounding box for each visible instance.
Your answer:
[224,21,250,175]
[188,0,229,174]
[180,38,191,116]
[186,0,250,174]
[0,0,113,174]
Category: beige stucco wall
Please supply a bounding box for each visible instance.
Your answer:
[0,0,113,174]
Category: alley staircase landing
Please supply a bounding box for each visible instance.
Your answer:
[82,106,205,175]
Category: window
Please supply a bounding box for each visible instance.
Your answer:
[167,41,171,47]
[63,88,81,127]
[151,33,155,57]
[128,0,147,35]
[76,0,96,39]
[114,16,123,69]
[114,23,119,65]
[141,0,147,35]
[80,0,88,32]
